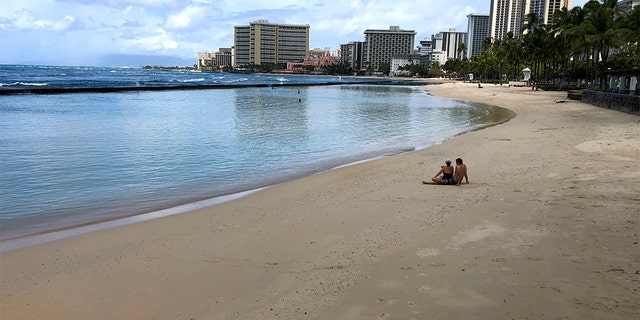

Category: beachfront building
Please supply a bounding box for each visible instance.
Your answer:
[417,28,467,66]
[525,0,572,25]
[363,26,416,71]
[417,38,446,65]
[390,54,424,76]
[466,14,490,58]
[431,28,468,61]
[490,0,528,40]
[233,20,310,68]
[490,0,572,40]
[286,50,338,73]
[340,41,366,71]
[196,52,216,71]
[618,0,640,11]
[308,47,327,57]
[196,48,233,71]
[216,48,233,68]
[418,39,433,55]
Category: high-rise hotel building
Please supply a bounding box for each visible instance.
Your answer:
[363,26,416,71]
[489,0,571,40]
[340,41,366,71]
[431,28,468,61]
[525,0,572,25]
[490,0,528,40]
[466,14,490,59]
[234,20,310,67]
[616,0,639,11]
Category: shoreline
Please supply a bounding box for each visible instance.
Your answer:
[0,77,434,95]
[0,91,512,245]
[1,81,638,319]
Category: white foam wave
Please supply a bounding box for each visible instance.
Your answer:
[223,78,248,83]
[0,82,49,87]
[179,78,205,83]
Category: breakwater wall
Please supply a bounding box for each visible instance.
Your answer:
[0,80,435,95]
[582,90,640,116]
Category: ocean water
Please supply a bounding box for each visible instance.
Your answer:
[0,65,498,242]
[0,64,379,90]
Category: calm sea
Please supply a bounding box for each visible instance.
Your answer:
[0,65,501,243]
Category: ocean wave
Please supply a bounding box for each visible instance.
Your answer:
[179,78,205,83]
[223,78,248,83]
[0,82,49,87]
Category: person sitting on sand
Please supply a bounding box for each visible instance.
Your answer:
[423,159,456,185]
[453,158,469,186]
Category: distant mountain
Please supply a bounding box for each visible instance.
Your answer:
[97,54,195,68]
[16,54,196,68]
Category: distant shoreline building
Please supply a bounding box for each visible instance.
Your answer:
[526,0,572,25]
[490,0,528,40]
[419,28,467,66]
[363,26,416,71]
[286,48,337,73]
[432,28,468,61]
[489,0,572,40]
[418,38,445,65]
[340,41,365,71]
[466,14,490,59]
[618,0,640,11]
[390,54,424,76]
[233,20,310,68]
[196,48,233,71]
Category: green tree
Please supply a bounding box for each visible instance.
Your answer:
[379,62,391,75]
[457,42,468,60]
[608,5,640,70]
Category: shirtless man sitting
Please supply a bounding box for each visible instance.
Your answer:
[453,158,469,186]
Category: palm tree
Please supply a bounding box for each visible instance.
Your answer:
[552,7,574,85]
[481,37,493,53]
[501,32,522,80]
[626,5,640,46]
[457,42,468,60]
[522,13,550,83]
[607,3,640,71]
[581,0,629,88]
[566,6,590,86]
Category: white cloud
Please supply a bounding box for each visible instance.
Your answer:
[59,0,182,9]
[164,5,220,31]
[0,0,593,66]
[10,10,77,31]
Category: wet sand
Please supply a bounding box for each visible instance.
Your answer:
[1,81,638,319]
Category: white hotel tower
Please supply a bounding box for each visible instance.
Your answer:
[489,0,572,40]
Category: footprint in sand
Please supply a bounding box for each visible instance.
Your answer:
[416,247,441,257]
[450,224,505,246]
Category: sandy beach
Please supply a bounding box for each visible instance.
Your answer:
[1,82,638,319]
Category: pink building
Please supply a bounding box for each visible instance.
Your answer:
[286,50,337,73]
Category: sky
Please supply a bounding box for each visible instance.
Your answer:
[0,0,590,67]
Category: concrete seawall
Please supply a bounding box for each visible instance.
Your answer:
[582,90,640,116]
[0,80,436,95]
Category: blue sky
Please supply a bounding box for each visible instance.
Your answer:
[0,0,589,67]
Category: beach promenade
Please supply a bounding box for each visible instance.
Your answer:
[1,82,638,319]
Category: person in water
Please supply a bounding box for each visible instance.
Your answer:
[453,157,469,186]
[423,159,456,185]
